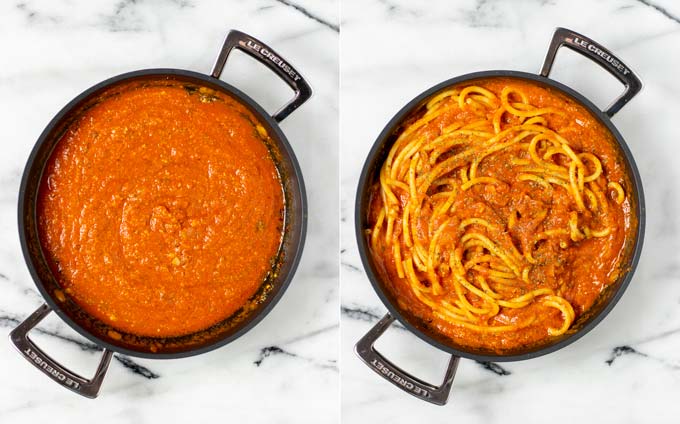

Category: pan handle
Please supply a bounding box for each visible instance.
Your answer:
[9,304,113,398]
[211,29,312,123]
[540,27,642,117]
[355,313,460,405]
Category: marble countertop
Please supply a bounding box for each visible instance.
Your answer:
[4,0,680,421]
[340,0,680,422]
[0,0,338,422]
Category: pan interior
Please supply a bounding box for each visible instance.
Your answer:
[20,72,305,357]
[357,73,643,361]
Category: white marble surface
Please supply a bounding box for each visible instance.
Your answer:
[0,0,338,422]
[341,0,680,422]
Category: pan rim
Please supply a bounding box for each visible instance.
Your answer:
[354,69,645,362]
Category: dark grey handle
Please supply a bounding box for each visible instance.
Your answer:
[540,27,642,117]
[355,313,460,405]
[9,304,113,398]
[211,29,312,122]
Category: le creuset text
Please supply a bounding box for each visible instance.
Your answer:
[571,36,631,76]
[24,347,81,389]
[370,358,430,397]
[240,40,302,82]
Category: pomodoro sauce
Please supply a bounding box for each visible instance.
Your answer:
[38,81,285,338]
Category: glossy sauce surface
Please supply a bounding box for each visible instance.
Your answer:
[368,78,636,353]
[38,81,285,337]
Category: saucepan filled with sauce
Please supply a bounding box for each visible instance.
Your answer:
[11,30,311,398]
[354,28,645,405]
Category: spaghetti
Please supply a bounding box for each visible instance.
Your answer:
[368,78,634,352]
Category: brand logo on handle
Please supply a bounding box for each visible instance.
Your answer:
[371,358,430,397]
[240,40,302,82]
[25,347,80,389]
[570,36,631,76]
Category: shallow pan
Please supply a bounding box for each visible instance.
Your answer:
[11,29,311,398]
[354,27,645,405]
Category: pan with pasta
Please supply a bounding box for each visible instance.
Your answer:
[367,77,634,351]
[355,28,644,405]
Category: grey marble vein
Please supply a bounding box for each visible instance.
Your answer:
[605,345,646,365]
[272,0,339,32]
[606,345,680,371]
[115,355,160,379]
[103,0,147,33]
[254,345,338,371]
[277,323,339,346]
[341,261,361,272]
[475,361,511,376]
[341,304,383,323]
[15,2,61,24]
[376,0,422,17]
[634,0,680,24]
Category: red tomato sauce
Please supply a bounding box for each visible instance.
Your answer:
[38,81,285,338]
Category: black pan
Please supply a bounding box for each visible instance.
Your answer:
[10,30,311,398]
[354,28,645,405]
